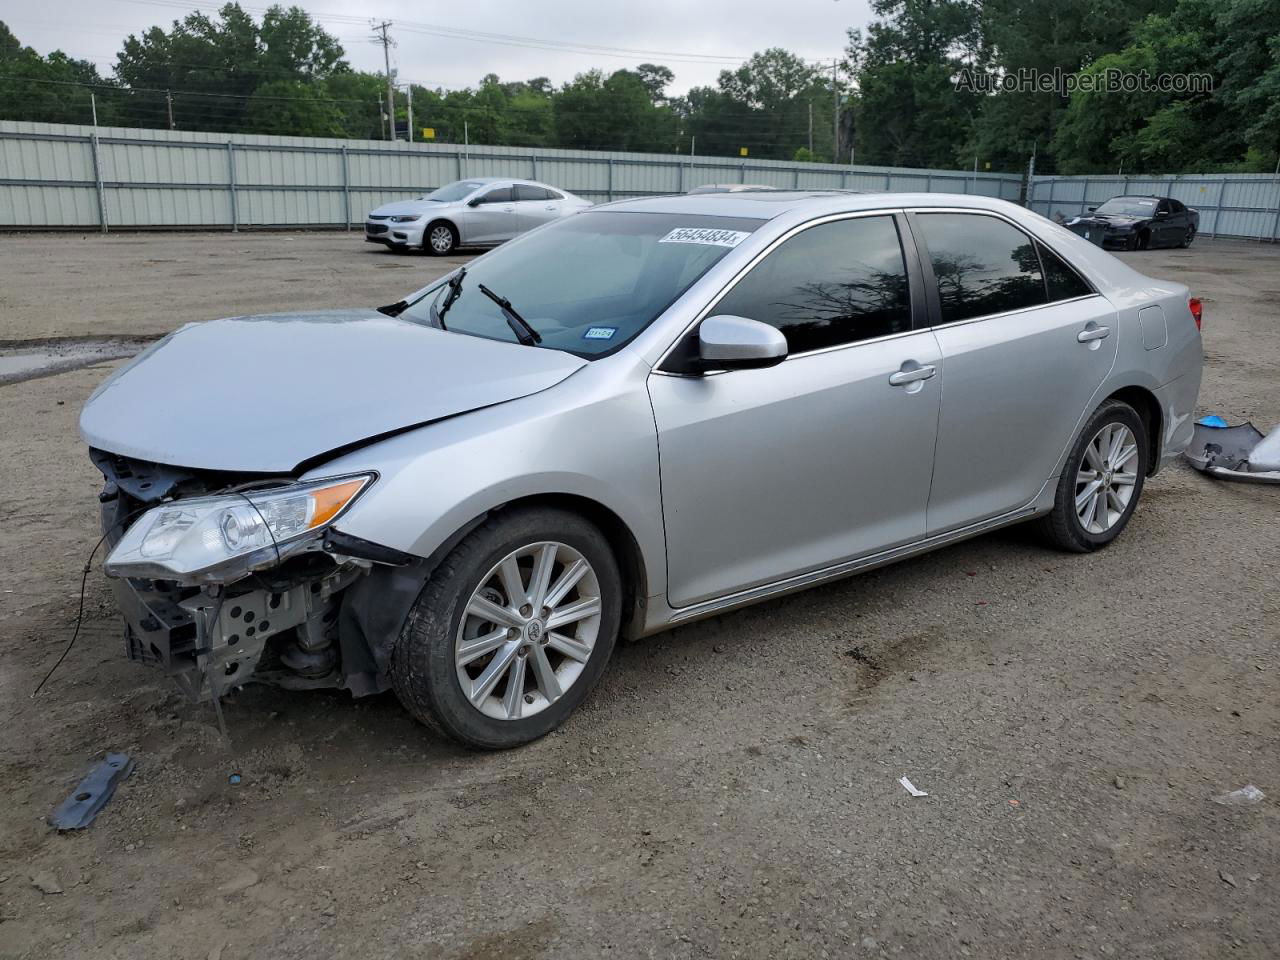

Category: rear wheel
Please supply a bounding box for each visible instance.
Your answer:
[425,221,458,256]
[1036,400,1147,553]
[391,507,622,749]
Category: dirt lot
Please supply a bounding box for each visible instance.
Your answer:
[0,230,1277,960]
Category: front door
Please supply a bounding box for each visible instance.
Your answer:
[909,211,1119,534]
[465,185,519,244]
[649,214,942,608]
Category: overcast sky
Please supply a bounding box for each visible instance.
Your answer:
[9,0,872,93]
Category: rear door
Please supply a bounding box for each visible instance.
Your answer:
[649,213,943,608]
[464,185,519,244]
[910,211,1119,534]
[514,183,562,230]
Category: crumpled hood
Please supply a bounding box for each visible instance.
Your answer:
[369,199,459,218]
[80,309,586,473]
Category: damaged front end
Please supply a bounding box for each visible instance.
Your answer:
[93,449,415,704]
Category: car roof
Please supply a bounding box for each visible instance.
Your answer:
[593,191,1027,221]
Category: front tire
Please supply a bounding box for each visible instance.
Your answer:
[425,220,458,256]
[391,507,622,749]
[1180,225,1196,248]
[1036,400,1148,553]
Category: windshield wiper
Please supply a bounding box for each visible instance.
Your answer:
[431,268,466,330]
[477,284,542,346]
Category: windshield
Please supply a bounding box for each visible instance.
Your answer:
[1094,197,1159,217]
[422,180,486,202]
[399,211,765,357]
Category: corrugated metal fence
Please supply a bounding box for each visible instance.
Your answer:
[0,120,1022,231]
[1029,174,1280,241]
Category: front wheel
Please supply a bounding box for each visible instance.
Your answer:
[1180,225,1196,248]
[424,221,458,256]
[391,507,622,749]
[1036,400,1148,553]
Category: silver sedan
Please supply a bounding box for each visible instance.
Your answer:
[364,177,591,255]
[83,191,1202,748]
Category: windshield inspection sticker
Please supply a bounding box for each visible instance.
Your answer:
[658,227,751,248]
[583,326,617,340]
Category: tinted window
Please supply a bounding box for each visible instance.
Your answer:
[479,187,513,204]
[711,216,911,353]
[1169,199,1185,213]
[547,189,564,200]
[917,213,1046,324]
[1157,199,1172,215]
[1037,241,1092,302]
[515,184,550,201]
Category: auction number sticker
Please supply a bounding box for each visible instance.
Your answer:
[658,227,751,248]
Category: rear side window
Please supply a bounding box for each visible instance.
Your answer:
[711,215,911,353]
[1037,241,1092,302]
[516,184,550,201]
[916,213,1047,324]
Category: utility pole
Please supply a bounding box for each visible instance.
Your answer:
[372,21,396,141]
[831,59,840,164]
[166,89,175,130]
[807,101,814,154]
[406,83,414,143]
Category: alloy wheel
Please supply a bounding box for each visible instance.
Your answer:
[1075,422,1140,534]
[429,225,454,254]
[455,541,601,721]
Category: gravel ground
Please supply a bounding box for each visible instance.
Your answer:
[0,231,1277,960]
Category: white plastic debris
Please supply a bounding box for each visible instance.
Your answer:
[899,776,928,798]
[1214,785,1266,806]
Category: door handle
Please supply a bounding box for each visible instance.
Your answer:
[888,363,936,387]
[545,205,556,210]
[1077,325,1111,343]
[503,205,514,212]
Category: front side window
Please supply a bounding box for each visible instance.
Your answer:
[916,213,1046,324]
[397,211,764,357]
[479,187,513,204]
[710,216,911,354]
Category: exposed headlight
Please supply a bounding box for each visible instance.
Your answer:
[389,215,421,223]
[105,475,373,583]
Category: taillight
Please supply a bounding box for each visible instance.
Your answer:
[1189,296,1203,330]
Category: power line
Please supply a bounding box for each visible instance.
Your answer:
[115,0,750,64]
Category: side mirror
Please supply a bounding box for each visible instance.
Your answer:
[698,315,788,370]
[1155,209,1169,219]
[467,197,482,207]
[1086,206,1097,213]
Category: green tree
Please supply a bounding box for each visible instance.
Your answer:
[846,1,983,167]
[0,21,115,124]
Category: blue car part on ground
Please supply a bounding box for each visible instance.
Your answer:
[49,753,134,830]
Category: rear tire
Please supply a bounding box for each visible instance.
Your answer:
[1036,400,1148,553]
[391,507,622,749]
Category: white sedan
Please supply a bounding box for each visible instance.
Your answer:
[365,178,592,255]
